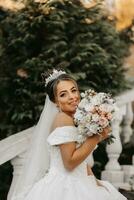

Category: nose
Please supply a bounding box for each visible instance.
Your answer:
[68,92,75,99]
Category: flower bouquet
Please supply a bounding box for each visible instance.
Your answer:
[74,89,118,144]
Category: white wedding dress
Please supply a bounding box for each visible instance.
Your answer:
[24,126,127,200]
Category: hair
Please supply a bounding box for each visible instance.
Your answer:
[45,73,78,103]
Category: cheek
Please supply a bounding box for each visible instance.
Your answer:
[58,98,68,107]
[76,92,80,101]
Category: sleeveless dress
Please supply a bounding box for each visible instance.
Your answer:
[25,126,127,200]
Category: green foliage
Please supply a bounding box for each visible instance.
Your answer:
[0,0,130,138]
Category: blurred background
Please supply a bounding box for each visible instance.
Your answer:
[0,0,134,199]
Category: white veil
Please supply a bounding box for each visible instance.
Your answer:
[10,95,58,200]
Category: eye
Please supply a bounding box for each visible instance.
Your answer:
[60,93,65,97]
[72,89,77,92]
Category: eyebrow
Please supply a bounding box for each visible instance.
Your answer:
[59,86,76,95]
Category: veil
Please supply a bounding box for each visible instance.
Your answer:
[9,95,58,200]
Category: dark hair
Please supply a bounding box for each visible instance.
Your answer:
[46,73,78,103]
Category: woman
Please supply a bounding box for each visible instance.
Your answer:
[10,70,127,200]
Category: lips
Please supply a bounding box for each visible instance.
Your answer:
[69,100,78,106]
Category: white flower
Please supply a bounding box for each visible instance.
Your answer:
[80,92,85,98]
[92,114,100,122]
[88,123,98,134]
[77,125,85,134]
[107,98,115,104]
[91,95,103,105]
[78,98,88,108]
[77,134,86,144]
[97,126,103,133]
[74,110,83,121]
[99,104,113,113]
[84,104,94,112]
[86,131,94,137]
[82,115,92,124]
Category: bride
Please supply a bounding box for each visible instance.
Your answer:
[9,69,127,200]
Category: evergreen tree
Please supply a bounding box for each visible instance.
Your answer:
[0,0,130,138]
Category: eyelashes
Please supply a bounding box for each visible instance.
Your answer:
[59,89,78,97]
[60,93,65,97]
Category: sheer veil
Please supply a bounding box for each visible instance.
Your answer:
[10,95,58,200]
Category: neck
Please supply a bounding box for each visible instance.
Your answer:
[63,111,75,118]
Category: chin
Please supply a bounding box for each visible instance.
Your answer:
[72,109,77,114]
[65,106,77,115]
[66,109,76,116]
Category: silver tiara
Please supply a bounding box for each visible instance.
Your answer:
[45,69,66,86]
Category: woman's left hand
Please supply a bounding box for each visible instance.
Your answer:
[96,179,104,187]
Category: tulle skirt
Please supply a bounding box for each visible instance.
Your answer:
[25,169,127,200]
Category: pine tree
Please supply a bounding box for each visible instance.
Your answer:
[0,0,130,136]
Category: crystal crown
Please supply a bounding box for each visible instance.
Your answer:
[45,69,66,86]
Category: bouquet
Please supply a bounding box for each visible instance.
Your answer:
[74,89,118,144]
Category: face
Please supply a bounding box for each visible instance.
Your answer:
[55,80,80,116]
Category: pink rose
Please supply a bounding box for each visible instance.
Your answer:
[99,117,109,127]
[107,113,113,120]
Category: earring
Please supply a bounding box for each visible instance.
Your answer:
[56,105,62,112]
[58,106,62,113]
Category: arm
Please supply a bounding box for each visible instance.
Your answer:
[53,113,110,171]
[60,134,100,171]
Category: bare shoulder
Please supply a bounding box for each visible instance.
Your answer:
[52,112,74,129]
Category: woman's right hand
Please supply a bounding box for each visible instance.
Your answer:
[98,126,112,141]
[97,126,112,142]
